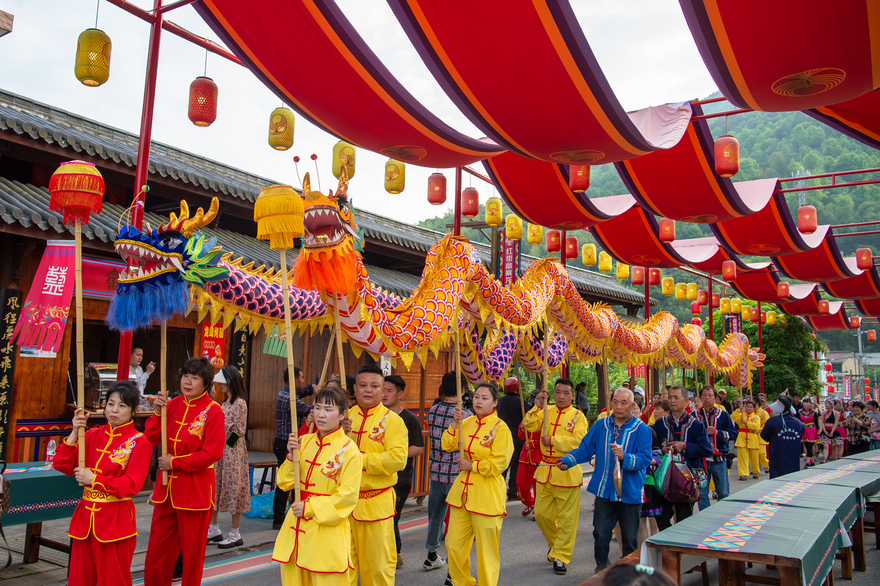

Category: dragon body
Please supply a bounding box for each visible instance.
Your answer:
[110,176,760,388]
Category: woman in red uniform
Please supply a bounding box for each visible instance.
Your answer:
[144,357,225,586]
[54,380,151,586]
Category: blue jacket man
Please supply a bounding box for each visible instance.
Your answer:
[558,388,652,572]
[695,386,738,509]
[760,395,805,479]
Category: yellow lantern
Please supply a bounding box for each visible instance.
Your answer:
[75,28,112,87]
[686,282,698,300]
[675,283,687,300]
[527,223,543,245]
[661,277,674,296]
[485,197,503,226]
[268,107,295,150]
[384,159,405,194]
[720,297,731,314]
[616,262,629,280]
[598,251,612,273]
[505,214,522,240]
[731,298,742,314]
[766,311,777,326]
[582,243,597,266]
[332,140,356,179]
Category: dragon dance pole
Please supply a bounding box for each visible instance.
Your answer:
[708,277,715,386]
[280,247,301,501]
[454,326,464,455]
[74,221,86,476]
[332,301,346,392]
[160,320,168,485]
[758,301,764,395]
[317,329,337,388]
[542,323,550,437]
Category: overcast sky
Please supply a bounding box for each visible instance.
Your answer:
[0,1,718,224]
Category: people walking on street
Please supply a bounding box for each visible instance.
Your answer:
[695,386,737,508]
[760,395,804,479]
[797,397,821,466]
[497,376,526,501]
[732,399,761,480]
[843,401,874,455]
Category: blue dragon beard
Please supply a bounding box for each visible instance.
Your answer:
[107,275,189,332]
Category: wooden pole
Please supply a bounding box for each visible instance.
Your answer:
[317,329,336,388]
[332,302,346,391]
[279,248,301,502]
[454,327,464,455]
[160,320,168,485]
[542,323,550,436]
[602,347,610,414]
[74,222,85,478]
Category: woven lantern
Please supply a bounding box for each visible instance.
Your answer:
[188,76,218,127]
[582,243,596,266]
[720,297,731,314]
[692,318,702,327]
[731,298,742,314]
[825,363,833,372]
[569,164,590,192]
[750,307,760,323]
[48,161,105,224]
[565,236,579,259]
[75,28,111,87]
[797,204,817,235]
[648,268,661,287]
[722,260,737,282]
[817,299,830,314]
[691,301,701,315]
[267,107,295,150]
[767,310,777,325]
[714,135,739,177]
[505,215,522,240]
[546,230,561,253]
[711,293,720,309]
[827,374,834,384]
[661,277,675,296]
[485,197,503,226]
[851,316,861,329]
[659,218,675,243]
[686,282,698,300]
[869,329,877,342]
[631,266,645,286]
[527,223,543,246]
[598,251,612,273]
[254,185,304,249]
[856,247,873,270]
[461,187,479,217]
[616,262,629,280]
[777,281,790,299]
[384,159,405,194]
[332,140,356,179]
[427,172,446,205]
[675,283,687,300]
[697,289,709,306]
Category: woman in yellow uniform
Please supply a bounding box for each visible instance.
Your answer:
[443,382,514,586]
[273,386,363,586]
[733,399,762,480]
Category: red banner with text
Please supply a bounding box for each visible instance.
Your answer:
[12,241,75,353]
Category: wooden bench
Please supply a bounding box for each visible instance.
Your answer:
[247,451,278,494]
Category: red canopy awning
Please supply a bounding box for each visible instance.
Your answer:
[388,0,691,163]
[779,292,839,316]
[196,0,503,167]
[806,90,880,151]
[729,267,813,303]
[805,309,854,331]
[855,298,880,317]
[682,238,769,275]
[772,231,861,283]
[823,268,880,300]
[616,106,773,223]
[680,0,880,112]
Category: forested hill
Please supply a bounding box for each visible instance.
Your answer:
[417,93,880,353]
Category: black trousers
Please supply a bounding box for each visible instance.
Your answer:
[272,437,290,525]
[393,482,412,554]
[656,499,694,531]
[503,440,523,498]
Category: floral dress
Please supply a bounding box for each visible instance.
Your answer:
[214,398,251,514]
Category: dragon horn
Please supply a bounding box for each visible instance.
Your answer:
[158,199,190,233]
[302,172,311,195]
[181,197,219,237]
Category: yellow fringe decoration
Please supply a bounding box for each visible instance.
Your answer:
[254,185,304,249]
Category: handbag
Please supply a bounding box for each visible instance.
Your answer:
[653,452,672,489]
[661,453,700,504]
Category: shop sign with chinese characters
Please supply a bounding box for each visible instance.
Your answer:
[201,323,226,363]
[0,288,22,455]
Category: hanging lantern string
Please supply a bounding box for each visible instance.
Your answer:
[94,0,100,27]
[203,48,208,76]
[724,114,728,136]
[293,156,303,188]
[311,154,320,191]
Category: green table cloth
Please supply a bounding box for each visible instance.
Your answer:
[723,479,861,530]
[782,464,880,498]
[3,462,81,526]
[842,451,880,463]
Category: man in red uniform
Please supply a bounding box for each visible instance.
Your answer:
[516,419,541,517]
[144,357,225,586]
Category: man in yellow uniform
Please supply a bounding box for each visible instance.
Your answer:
[523,378,588,575]
[756,394,771,473]
[347,364,408,586]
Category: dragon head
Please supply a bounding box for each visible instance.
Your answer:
[108,198,229,331]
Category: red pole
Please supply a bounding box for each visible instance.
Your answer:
[758,300,764,394]
[453,167,462,237]
[708,277,714,385]
[560,230,567,267]
[117,0,165,380]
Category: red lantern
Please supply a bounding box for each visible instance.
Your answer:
[825,363,833,372]
[866,385,871,394]
[691,301,701,315]
[750,307,760,323]
[777,281,790,299]
[851,316,861,329]
[797,204,817,235]
[427,172,446,205]
[659,218,675,243]
[760,311,767,324]
[569,165,590,192]
[648,268,661,287]
[856,247,873,270]
[870,329,877,342]
[631,266,645,286]
[565,236,579,259]
[546,229,561,253]
[711,293,720,309]
[721,260,737,282]
[461,187,479,218]
[714,135,740,177]
[188,76,218,127]
[826,374,834,383]
[817,299,830,314]
[827,385,834,394]
[865,378,871,386]
[692,317,702,326]
[697,289,709,306]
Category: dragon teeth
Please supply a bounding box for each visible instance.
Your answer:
[170,256,185,272]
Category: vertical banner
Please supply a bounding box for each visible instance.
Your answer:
[0,288,22,456]
[201,322,226,364]
[725,314,742,334]
[11,241,75,353]
[498,229,520,286]
[843,376,851,400]
[231,328,249,376]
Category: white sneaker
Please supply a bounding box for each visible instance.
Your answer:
[217,533,243,549]
[423,555,446,571]
[206,528,222,543]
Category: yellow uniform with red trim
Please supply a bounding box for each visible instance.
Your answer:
[733,410,762,477]
[347,402,408,586]
[523,404,587,564]
[441,410,513,586]
[273,426,362,586]
[756,407,770,468]
[54,420,150,586]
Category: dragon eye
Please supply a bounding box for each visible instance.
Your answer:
[160,235,183,249]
